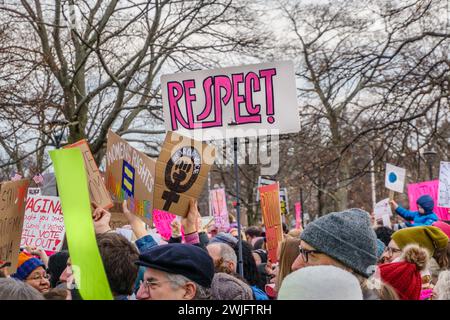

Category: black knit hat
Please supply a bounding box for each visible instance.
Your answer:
[136,244,214,288]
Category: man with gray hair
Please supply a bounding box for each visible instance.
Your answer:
[0,278,44,300]
[135,243,214,300]
[207,242,237,274]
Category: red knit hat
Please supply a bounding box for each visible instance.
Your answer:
[379,244,429,300]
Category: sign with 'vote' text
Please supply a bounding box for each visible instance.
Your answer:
[161,61,300,140]
[21,195,65,252]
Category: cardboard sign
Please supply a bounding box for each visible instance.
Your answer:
[295,202,302,229]
[210,188,230,232]
[385,163,406,193]
[256,176,276,201]
[21,195,65,251]
[374,198,393,219]
[0,179,29,274]
[438,161,450,208]
[408,180,450,220]
[161,61,300,140]
[105,130,156,225]
[153,131,216,217]
[279,188,289,215]
[65,139,113,209]
[259,182,283,263]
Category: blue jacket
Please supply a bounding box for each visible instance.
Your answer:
[251,285,269,300]
[395,206,438,227]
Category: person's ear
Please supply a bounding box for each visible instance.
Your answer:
[183,282,197,300]
[228,260,236,273]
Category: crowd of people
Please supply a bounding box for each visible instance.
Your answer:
[1,194,450,300]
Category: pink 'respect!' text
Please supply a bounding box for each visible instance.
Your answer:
[167,68,277,130]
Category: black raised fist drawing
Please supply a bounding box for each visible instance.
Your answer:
[173,160,192,183]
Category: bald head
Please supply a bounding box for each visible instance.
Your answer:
[207,243,237,273]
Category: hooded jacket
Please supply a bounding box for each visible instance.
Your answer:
[395,195,438,227]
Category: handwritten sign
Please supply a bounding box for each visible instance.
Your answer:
[153,131,216,217]
[152,209,185,241]
[21,195,65,252]
[161,61,300,140]
[153,209,175,240]
[0,179,29,274]
[259,182,283,263]
[65,139,113,209]
[374,198,393,219]
[105,130,156,225]
[438,161,450,208]
[210,188,230,232]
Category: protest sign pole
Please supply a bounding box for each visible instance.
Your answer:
[208,172,212,217]
[389,190,396,219]
[233,137,244,277]
[300,187,304,228]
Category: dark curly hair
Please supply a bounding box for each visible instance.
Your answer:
[236,240,265,290]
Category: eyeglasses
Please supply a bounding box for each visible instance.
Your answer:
[27,273,50,281]
[140,279,178,291]
[299,247,322,263]
[384,246,402,255]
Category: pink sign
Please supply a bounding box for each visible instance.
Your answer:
[407,180,450,220]
[210,188,230,232]
[152,209,184,241]
[295,202,302,229]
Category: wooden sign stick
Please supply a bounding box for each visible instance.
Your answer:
[389,190,396,219]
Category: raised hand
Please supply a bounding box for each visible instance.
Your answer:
[182,199,199,234]
[92,202,112,234]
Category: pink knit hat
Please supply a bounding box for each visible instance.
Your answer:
[432,221,450,239]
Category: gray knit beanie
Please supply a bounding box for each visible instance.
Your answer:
[211,273,254,300]
[300,208,377,277]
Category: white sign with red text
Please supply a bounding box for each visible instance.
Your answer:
[20,195,65,252]
[161,61,300,140]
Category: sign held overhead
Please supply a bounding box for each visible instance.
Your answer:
[161,61,300,140]
[153,131,216,217]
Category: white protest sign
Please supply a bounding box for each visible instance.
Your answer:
[381,214,392,228]
[374,198,393,219]
[161,61,300,140]
[20,195,65,252]
[385,163,406,193]
[438,161,450,208]
[256,176,276,201]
